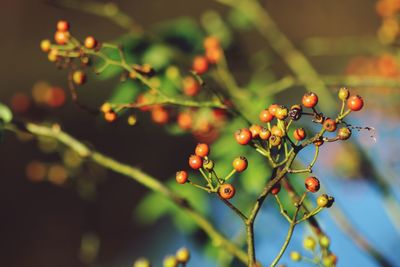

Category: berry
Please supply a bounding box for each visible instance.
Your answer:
[189,155,203,170]
[249,124,262,138]
[100,103,112,113]
[293,128,306,141]
[183,76,200,96]
[56,20,70,32]
[338,87,350,101]
[205,48,222,64]
[176,247,190,263]
[40,39,51,53]
[302,92,318,108]
[337,127,352,140]
[203,159,214,170]
[219,184,235,199]
[232,156,248,172]
[203,36,220,50]
[323,118,337,132]
[275,106,288,120]
[305,176,320,193]
[104,110,117,122]
[347,95,364,111]
[234,128,252,145]
[195,143,210,158]
[134,258,151,267]
[192,56,209,74]
[46,87,66,108]
[177,112,192,130]
[84,36,97,49]
[259,128,271,140]
[54,31,70,45]
[72,70,86,85]
[317,194,329,207]
[303,236,316,250]
[289,104,302,121]
[127,115,137,126]
[319,235,330,248]
[151,106,169,125]
[271,183,281,195]
[48,49,58,62]
[163,255,178,267]
[271,125,284,137]
[269,135,282,146]
[290,251,301,262]
[176,171,188,184]
[259,109,274,123]
[314,138,324,147]
[268,104,279,116]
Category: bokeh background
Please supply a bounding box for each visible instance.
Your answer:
[0,0,400,266]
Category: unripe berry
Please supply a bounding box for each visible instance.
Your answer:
[127,115,137,126]
[56,20,70,32]
[303,236,316,251]
[347,95,364,111]
[40,39,51,53]
[259,109,274,123]
[219,183,235,199]
[322,253,338,266]
[305,176,320,193]
[100,102,112,113]
[192,56,209,74]
[319,235,330,248]
[234,128,252,145]
[232,156,248,172]
[259,128,271,140]
[290,251,301,262]
[176,247,190,263]
[293,128,306,141]
[269,135,282,146]
[188,155,203,170]
[195,143,210,158]
[72,70,86,85]
[317,194,329,207]
[338,87,350,101]
[337,127,352,140]
[163,255,178,267]
[249,124,262,138]
[302,92,318,108]
[134,258,151,267]
[84,36,97,49]
[323,118,337,132]
[176,171,188,184]
[203,159,214,170]
[275,106,288,120]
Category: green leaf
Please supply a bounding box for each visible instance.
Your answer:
[135,192,174,224]
[142,44,174,71]
[107,80,141,104]
[0,103,12,123]
[227,8,253,30]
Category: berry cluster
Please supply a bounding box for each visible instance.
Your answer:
[133,247,190,267]
[176,143,249,200]
[376,0,400,44]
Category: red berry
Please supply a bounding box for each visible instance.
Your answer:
[182,76,200,96]
[302,92,318,108]
[271,183,281,195]
[347,95,364,111]
[268,104,279,116]
[219,184,235,199]
[323,118,337,132]
[54,31,69,45]
[176,171,188,184]
[234,128,252,145]
[46,87,66,108]
[192,56,209,74]
[151,106,169,125]
[305,176,320,193]
[249,124,262,138]
[293,128,306,141]
[259,109,274,123]
[259,128,271,140]
[84,36,97,49]
[189,155,203,170]
[232,156,248,172]
[195,143,210,158]
[56,20,70,32]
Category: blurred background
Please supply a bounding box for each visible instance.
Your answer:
[0,0,400,266]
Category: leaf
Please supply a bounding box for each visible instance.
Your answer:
[0,103,12,123]
[135,192,174,224]
[107,80,141,104]
[142,44,174,71]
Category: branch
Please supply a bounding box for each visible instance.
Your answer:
[5,120,248,265]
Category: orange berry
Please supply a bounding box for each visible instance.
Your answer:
[205,48,222,64]
[234,128,252,145]
[176,171,188,184]
[219,184,235,199]
[177,112,193,130]
[195,143,210,158]
[203,36,220,50]
[259,128,271,140]
[182,76,200,96]
[189,155,203,170]
[293,128,306,141]
[84,36,97,49]
[259,109,274,123]
[323,118,337,132]
[232,156,248,172]
[56,20,70,32]
[249,124,262,138]
[302,92,318,108]
[305,176,320,193]
[72,70,86,85]
[151,106,169,125]
[54,31,70,45]
[192,56,209,74]
[347,95,364,111]
[271,125,284,137]
[268,104,279,116]
[104,110,117,122]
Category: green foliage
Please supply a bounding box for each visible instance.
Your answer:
[0,103,12,143]
[141,44,174,71]
[107,80,140,105]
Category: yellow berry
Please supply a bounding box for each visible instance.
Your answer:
[175,247,190,263]
[40,39,51,52]
[303,236,316,250]
[163,255,178,267]
[320,235,330,248]
[290,251,301,262]
[133,258,151,267]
